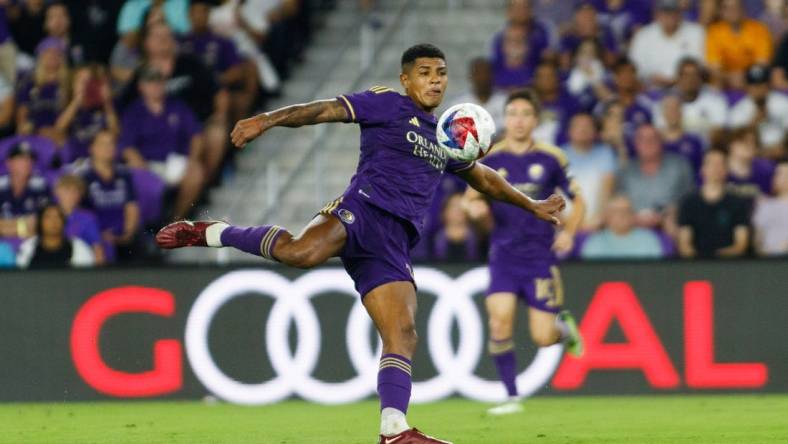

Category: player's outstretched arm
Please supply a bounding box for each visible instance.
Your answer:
[230,98,350,147]
[457,163,566,225]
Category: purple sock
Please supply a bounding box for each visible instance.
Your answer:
[220,225,285,260]
[377,353,412,413]
[489,338,518,397]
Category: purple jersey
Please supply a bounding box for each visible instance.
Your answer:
[67,108,110,162]
[481,142,578,263]
[592,0,651,44]
[179,33,242,75]
[336,87,474,235]
[0,6,10,44]
[0,174,50,218]
[727,158,776,197]
[65,208,101,246]
[491,20,553,89]
[80,166,136,235]
[16,79,65,130]
[118,98,201,161]
[663,133,705,179]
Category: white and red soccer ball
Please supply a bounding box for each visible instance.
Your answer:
[436,103,496,162]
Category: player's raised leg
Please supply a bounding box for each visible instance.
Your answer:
[529,307,583,357]
[364,282,452,444]
[485,292,524,416]
[155,214,346,268]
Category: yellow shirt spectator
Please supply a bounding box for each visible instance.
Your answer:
[706,19,773,73]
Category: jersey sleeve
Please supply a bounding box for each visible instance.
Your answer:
[553,156,578,200]
[336,87,398,125]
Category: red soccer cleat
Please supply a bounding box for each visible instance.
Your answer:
[378,428,453,444]
[155,220,220,249]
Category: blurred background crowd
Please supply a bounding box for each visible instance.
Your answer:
[0,0,330,267]
[0,0,786,268]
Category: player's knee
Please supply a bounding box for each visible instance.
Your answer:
[488,316,514,340]
[531,329,560,348]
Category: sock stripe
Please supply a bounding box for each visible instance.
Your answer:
[379,357,412,376]
[259,226,282,259]
[488,338,515,355]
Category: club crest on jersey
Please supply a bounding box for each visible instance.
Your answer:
[528,164,545,181]
[337,208,355,224]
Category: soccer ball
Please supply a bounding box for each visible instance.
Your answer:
[436,103,496,162]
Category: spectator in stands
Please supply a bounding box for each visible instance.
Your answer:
[432,193,481,262]
[566,39,611,112]
[80,131,140,262]
[0,239,13,267]
[15,37,70,142]
[0,2,15,89]
[678,149,750,258]
[43,2,85,66]
[628,0,705,89]
[706,0,773,90]
[657,93,705,177]
[0,142,49,240]
[608,58,653,142]
[673,57,728,139]
[16,203,94,268]
[181,0,258,125]
[753,160,788,256]
[598,99,628,161]
[208,0,292,94]
[592,0,653,46]
[54,65,119,165]
[66,0,124,64]
[562,113,617,231]
[616,124,694,231]
[117,0,190,36]
[490,0,554,89]
[559,2,618,71]
[120,21,228,184]
[581,195,664,258]
[53,174,104,264]
[728,65,788,158]
[7,0,46,68]
[448,58,506,135]
[119,67,204,221]
[532,61,580,145]
[726,127,776,197]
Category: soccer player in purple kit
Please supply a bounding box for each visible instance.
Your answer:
[156,44,565,444]
[464,89,585,416]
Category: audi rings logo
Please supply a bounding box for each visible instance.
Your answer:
[185,268,563,405]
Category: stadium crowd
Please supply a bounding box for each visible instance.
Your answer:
[0,0,323,268]
[416,0,788,263]
[0,0,786,269]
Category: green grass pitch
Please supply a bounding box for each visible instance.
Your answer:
[2,395,786,443]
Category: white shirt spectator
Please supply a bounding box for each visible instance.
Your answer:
[629,21,705,82]
[209,0,281,91]
[728,92,788,149]
[16,237,95,268]
[675,87,729,137]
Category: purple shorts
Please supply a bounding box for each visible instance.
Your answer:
[320,194,417,298]
[486,260,564,313]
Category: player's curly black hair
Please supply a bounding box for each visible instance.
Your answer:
[401,44,445,70]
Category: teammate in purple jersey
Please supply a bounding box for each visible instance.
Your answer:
[155,44,565,444]
[465,89,585,416]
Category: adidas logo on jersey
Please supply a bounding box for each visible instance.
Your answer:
[409,117,420,127]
